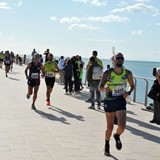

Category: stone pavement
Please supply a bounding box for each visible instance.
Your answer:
[0,64,160,160]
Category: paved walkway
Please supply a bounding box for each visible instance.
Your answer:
[0,64,160,160]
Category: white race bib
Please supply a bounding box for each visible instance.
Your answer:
[5,60,10,64]
[46,72,54,78]
[112,85,125,96]
[31,73,39,79]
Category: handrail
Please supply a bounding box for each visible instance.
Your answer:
[132,76,154,106]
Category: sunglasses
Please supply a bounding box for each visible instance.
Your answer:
[116,57,124,60]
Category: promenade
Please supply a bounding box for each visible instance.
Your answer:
[0,64,160,160]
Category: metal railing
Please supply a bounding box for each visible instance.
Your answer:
[130,76,154,106]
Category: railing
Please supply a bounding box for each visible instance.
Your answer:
[130,76,154,106]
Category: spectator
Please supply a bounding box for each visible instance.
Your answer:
[44,49,50,62]
[87,56,102,109]
[23,54,26,64]
[31,49,37,61]
[63,59,73,95]
[58,56,65,84]
[148,67,160,125]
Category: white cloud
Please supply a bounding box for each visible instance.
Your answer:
[118,2,128,7]
[86,15,129,23]
[68,24,100,30]
[0,2,11,9]
[59,15,129,24]
[131,29,143,35]
[156,23,160,26]
[135,0,152,2]
[17,1,23,7]
[84,38,125,43]
[60,17,81,23]
[73,0,108,7]
[111,3,159,16]
[50,16,57,21]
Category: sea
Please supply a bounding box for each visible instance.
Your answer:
[25,55,160,105]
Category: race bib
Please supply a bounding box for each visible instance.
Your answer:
[5,60,10,64]
[46,72,54,78]
[112,85,125,96]
[31,73,39,79]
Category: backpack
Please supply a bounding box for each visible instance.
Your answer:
[92,66,103,80]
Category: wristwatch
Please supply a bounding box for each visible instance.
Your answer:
[127,91,131,95]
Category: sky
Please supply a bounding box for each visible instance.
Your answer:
[0,0,160,61]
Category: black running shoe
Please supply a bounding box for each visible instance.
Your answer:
[114,134,122,150]
[150,119,157,123]
[104,143,110,156]
[31,104,36,110]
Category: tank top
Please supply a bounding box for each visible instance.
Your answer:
[29,62,41,79]
[44,61,57,78]
[106,68,128,99]
[4,56,11,65]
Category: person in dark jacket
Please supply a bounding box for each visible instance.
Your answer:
[148,68,160,125]
[63,59,73,95]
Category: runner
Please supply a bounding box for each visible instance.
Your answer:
[44,53,59,106]
[99,52,135,156]
[4,51,11,77]
[25,53,45,110]
[0,51,4,69]
[10,52,14,72]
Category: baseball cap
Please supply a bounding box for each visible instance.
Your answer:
[114,52,124,58]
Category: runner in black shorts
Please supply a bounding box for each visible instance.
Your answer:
[4,51,11,77]
[99,52,135,156]
[44,53,59,106]
[25,53,45,110]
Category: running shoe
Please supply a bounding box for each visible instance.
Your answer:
[104,141,110,156]
[88,105,95,110]
[114,133,122,150]
[26,93,30,99]
[150,119,157,123]
[46,101,50,106]
[31,104,36,110]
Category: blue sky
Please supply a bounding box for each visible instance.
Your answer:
[0,0,160,61]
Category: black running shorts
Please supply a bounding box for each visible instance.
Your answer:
[27,79,40,87]
[104,96,126,112]
[45,77,55,88]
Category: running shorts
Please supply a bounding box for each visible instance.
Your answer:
[45,77,55,88]
[27,79,40,87]
[104,96,126,112]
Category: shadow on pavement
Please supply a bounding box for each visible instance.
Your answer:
[68,90,90,101]
[126,116,160,144]
[35,109,70,125]
[8,77,20,81]
[49,105,85,122]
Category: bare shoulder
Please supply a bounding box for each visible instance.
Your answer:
[26,63,31,69]
[99,69,111,87]
[126,69,133,76]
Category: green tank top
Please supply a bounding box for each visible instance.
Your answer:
[0,54,4,59]
[44,61,57,77]
[106,68,128,98]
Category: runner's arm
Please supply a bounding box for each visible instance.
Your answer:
[25,63,31,79]
[99,70,110,92]
[40,65,45,78]
[55,63,60,72]
[124,70,135,97]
